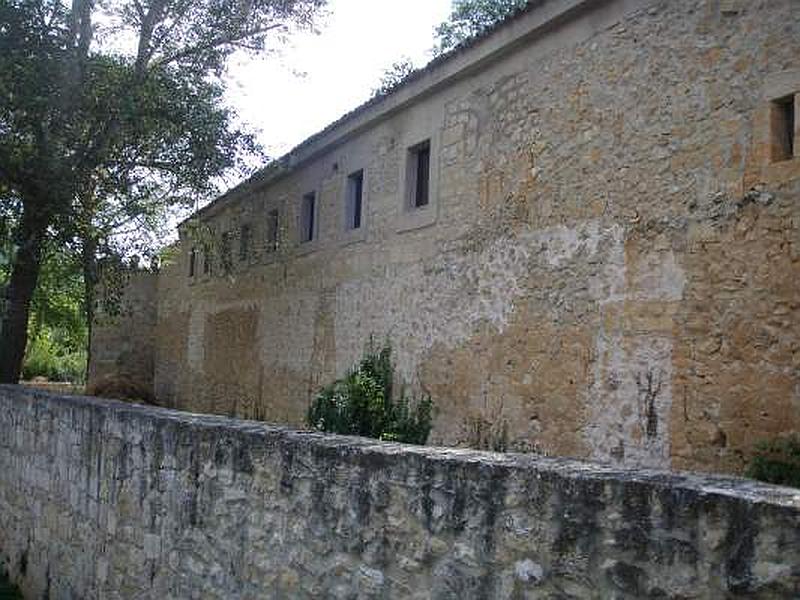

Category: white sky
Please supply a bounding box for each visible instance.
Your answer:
[225,0,453,158]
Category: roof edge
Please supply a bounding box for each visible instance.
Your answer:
[183,0,597,226]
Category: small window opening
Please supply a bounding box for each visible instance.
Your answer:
[266,209,279,252]
[202,244,212,275]
[408,140,431,208]
[239,224,251,262]
[189,247,196,277]
[221,231,233,272]
[300,192,316,243]
[772,94,796,162]
[346,169,364,230]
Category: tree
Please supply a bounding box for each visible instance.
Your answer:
[371,56,415,98]
[0,0,327,382]
[433,0,527,55]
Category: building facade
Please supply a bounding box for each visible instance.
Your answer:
[92,0,800,474]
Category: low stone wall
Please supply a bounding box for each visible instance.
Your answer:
[0,385,798,599]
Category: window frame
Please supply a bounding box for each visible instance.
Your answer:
[345,168,365,231]
[238,223,251,262]
[406,139,431,210]
[397,134,439,233]
[188,247,197,278]
[299,191,318,244]
[220,230,233,273]
[265,207,280,253]
[771,93,797,163]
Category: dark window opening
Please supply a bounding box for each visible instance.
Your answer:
[221,231,233,272]
[346,169,364,230]
[189,247,196,277]
[301,192,316,243]
[239,224,251,261]
[203,244,212,275]
[408,140,431,208]
[772,94,796,162]
[266,209,279,252]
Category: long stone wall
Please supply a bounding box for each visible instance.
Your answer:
[141,0,800,475]
[1,385,799,599]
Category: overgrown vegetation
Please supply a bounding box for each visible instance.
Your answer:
[370,0,528,102]
[746,435,800,488]
[307,343,433,444]
[0,225,88,383]
[433,0,529,55]
[0,0,327,383]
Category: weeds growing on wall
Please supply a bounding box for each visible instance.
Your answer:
[307,343,433,444]
[746,435,800,489]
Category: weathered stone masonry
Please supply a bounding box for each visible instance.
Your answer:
[1,386,799,598]
[94,0,800,475]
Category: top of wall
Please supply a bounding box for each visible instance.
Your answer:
[4,384,799,510]
[184,0,600,225]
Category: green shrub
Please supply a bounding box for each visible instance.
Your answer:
[307,343,433,445]
[746,435,800,488]
[22,330,87,383]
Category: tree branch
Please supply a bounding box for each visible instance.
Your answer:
[150,22,284,70]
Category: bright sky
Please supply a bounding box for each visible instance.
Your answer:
[225,0,453,158]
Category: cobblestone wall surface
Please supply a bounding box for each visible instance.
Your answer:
[1,386,799,599]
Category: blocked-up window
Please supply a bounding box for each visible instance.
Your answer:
[266,209,279,252]
[407,140,430,208]
[300,192,316,243]
[346,169,364,230]
[771,94,796,162]
[239,224,251,261]
[189,247,196,277]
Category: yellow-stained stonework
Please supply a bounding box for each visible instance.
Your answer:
[91,0,800,475]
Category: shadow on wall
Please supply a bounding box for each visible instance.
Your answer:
[85,374,158,406]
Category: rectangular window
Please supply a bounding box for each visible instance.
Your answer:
[772,94,796,162]
[203,244,212,275]
[346,169,364,230]
[189,247,196,277]
[300,192,316,243]
[408,140,431,208]
[239,224,251,261]
[266,209,279,252]
[221,231,233,272]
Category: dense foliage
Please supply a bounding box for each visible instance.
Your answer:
[746,435,800,489]
[307,344,434,445]
[433,0,528,54]
[0,0,327,382]
[1,214,87,382]
[22,248,88,382]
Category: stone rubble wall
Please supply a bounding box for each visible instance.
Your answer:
[140,0,800,475]
[1,386,799,599]
[88,271,158,396]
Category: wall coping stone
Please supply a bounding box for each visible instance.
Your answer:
[3,384,798,509]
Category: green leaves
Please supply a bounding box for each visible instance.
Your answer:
[746,435,800,489]
[371,57,415,99]
[433,0,528,55]
[307,343,434,445]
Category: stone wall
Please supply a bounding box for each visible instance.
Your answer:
[88,271,158,395]
[1,385,799,599]
[107,0,800,475]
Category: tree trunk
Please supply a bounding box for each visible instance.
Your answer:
[82,234,97,384]
[0,206,46,383]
